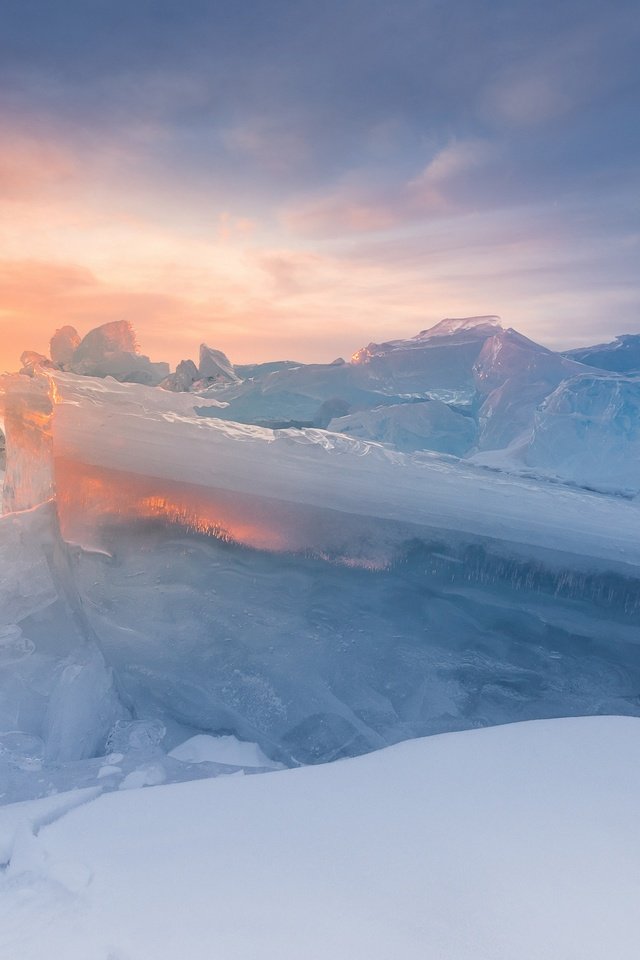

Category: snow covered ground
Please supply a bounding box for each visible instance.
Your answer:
[1,715,639,960]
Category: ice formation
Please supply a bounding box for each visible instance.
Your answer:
[1,352,640,800]
[524,373,640,495]
[473,327,592,450]
[349,315,502,398]
[22,319,170,385]
[49,325,81,366]
[197,343,241,384]
[564,333,640,372]
[159,358,199,392]
[329,399,477,455]
[0,316,639,804]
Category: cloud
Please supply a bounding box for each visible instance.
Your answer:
[0,0,638,369]
[487,74,574,127]
[478,16,639,129]
[222,118,311,173]
[282,139,497,237]
[0,133,76,198]
[408,139,496,207]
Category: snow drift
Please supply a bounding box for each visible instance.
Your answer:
[1,716,639,960]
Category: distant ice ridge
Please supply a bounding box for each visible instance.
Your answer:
[329,399,477,456]
[472,371,640,497]
[26,369,640,565]
[1,367,639,801]
[21,320,169,385]
[472,327,590,451]
[13,314,640,495]
[563,333,640,372]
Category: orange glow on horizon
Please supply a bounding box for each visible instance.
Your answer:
[1,120,626,374]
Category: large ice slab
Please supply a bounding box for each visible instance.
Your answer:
[524,373,640,496]
[0,503,126,785]
[473,327,596,450]
[1,369,639,794]
[45,370,640,569]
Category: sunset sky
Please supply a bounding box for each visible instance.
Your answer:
[1,0,639,372]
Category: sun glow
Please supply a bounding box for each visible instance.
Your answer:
[55,459,294,553]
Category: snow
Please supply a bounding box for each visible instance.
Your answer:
[415,314,503,339]
[1,716,639,960]
[168,734,282,768]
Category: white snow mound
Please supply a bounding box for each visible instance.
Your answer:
[168,734,281,769]
[0,716,638,960]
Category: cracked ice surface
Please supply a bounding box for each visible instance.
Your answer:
[0,370,639,800]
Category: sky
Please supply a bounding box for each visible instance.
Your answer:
[1,0,639,371]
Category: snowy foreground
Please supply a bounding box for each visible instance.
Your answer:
[1,715,639,960]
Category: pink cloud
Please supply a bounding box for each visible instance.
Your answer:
[0,134,77,199]
[282,140,496,238]
[222,118,311,173]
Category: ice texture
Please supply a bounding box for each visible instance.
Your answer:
[350,315,502,397]
[164,316,506,429]
[68,320,169,384]
[197,343,241,384]
[23,319,170,385]
[473,328,595,450]
[0,374,55,512]
[159,358,199,392]
[43,646,124,762]
[1,367,639,800]
[49,326,81,366]
[564,333,640,372]
[524,373,640,495]
[329,399,477,455]
[0,502,128,788]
